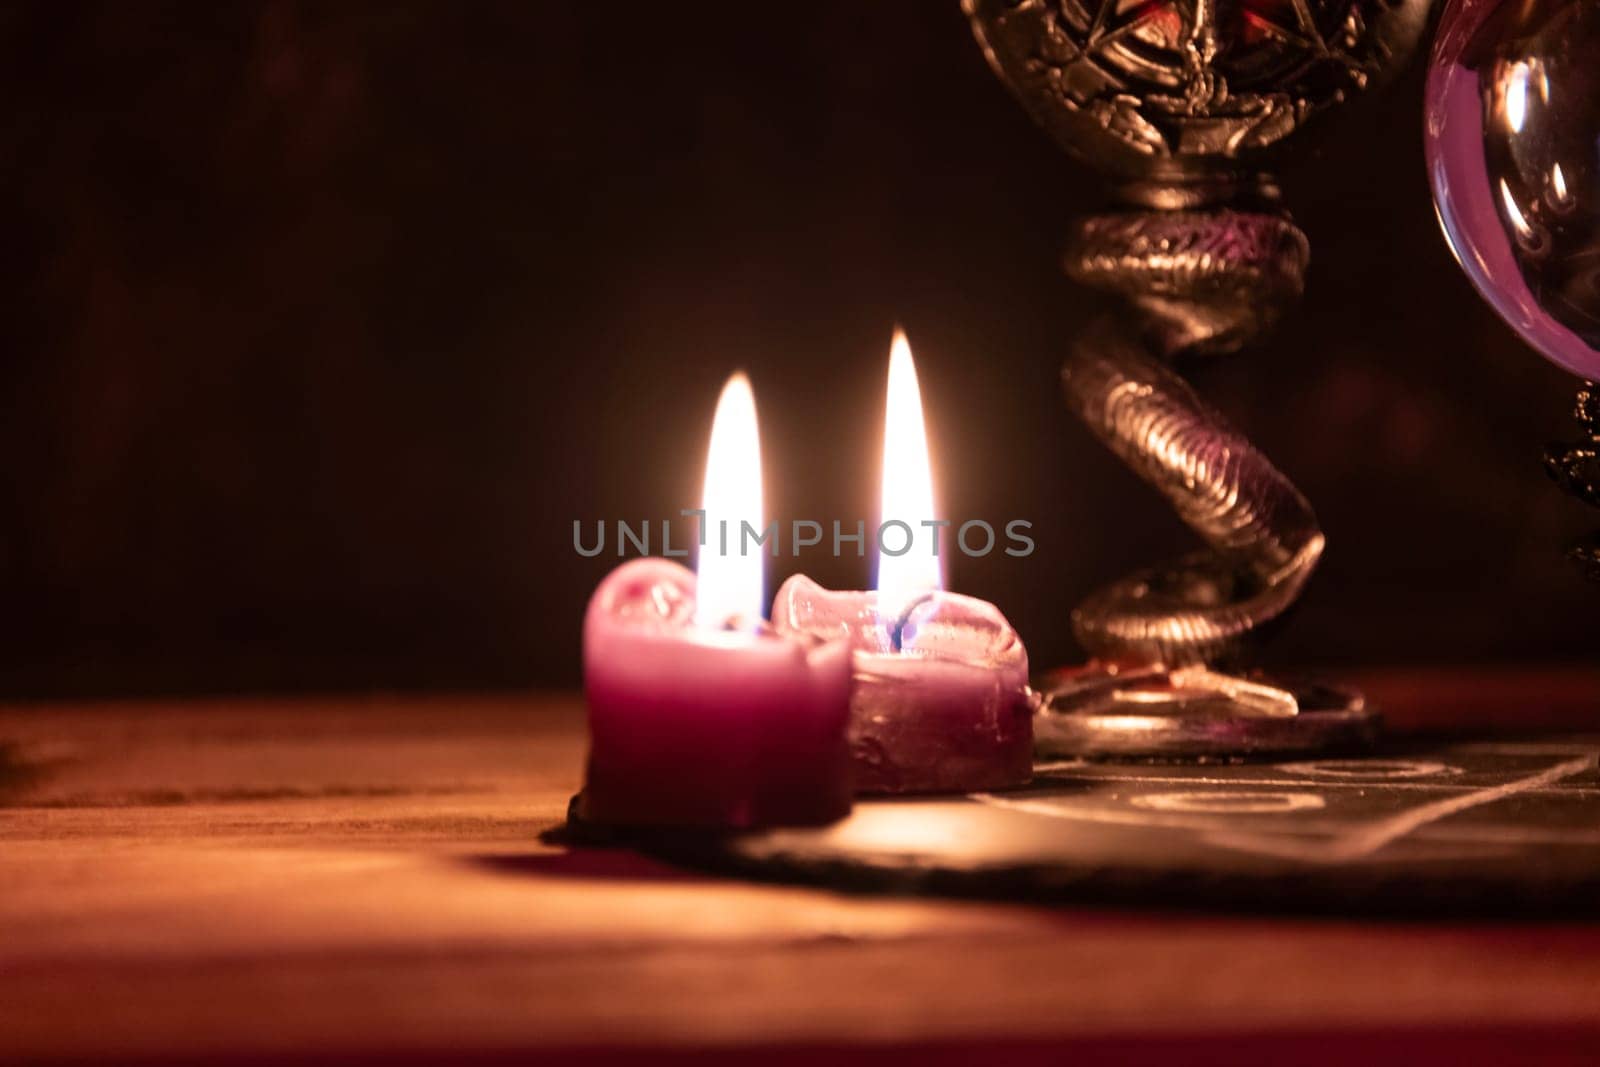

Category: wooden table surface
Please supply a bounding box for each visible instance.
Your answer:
[3,668,1599,1064]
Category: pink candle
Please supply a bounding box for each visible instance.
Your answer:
[578,376,853,828]
[772,577,1032,793]
[772,331,1033,794]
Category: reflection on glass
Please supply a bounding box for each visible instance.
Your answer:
[1425,0,1600,375]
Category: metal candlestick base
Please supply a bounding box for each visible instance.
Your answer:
[963,0,1430,758]
[1036,664,1377,761]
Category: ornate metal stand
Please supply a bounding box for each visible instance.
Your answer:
[964,0,1430,757]
[1545,382,1600,581]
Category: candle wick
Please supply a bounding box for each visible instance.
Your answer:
[884,592,935,654]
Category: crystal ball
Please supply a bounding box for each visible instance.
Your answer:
[1425,0,1600,379]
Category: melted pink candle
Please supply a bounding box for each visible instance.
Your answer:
[774,329,1031,793]
[772,575,1033,795]
[580,558,853,827]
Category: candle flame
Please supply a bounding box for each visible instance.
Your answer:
[876,328,941,620]
[695,373,765,629]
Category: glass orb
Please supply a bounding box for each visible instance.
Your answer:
[1425,0,1600,379]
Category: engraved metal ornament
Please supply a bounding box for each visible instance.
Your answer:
[963,0,1429,755]
[964,0,1430,184]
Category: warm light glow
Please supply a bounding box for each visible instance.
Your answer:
[1552,162,1569,205]
[876,328,941,619]
[695,373,764,629]
[1504,61,1528,133]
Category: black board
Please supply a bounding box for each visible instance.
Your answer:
[580,737,1600,916]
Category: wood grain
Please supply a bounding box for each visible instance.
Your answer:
[2,673,1598,1062]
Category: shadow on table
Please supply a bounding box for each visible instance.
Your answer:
[462,846,712,884]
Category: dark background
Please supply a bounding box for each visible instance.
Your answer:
[2,0,1593,699]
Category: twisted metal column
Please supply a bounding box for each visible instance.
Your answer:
[1037,210,1376,753]
[1062,211,1318,668]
